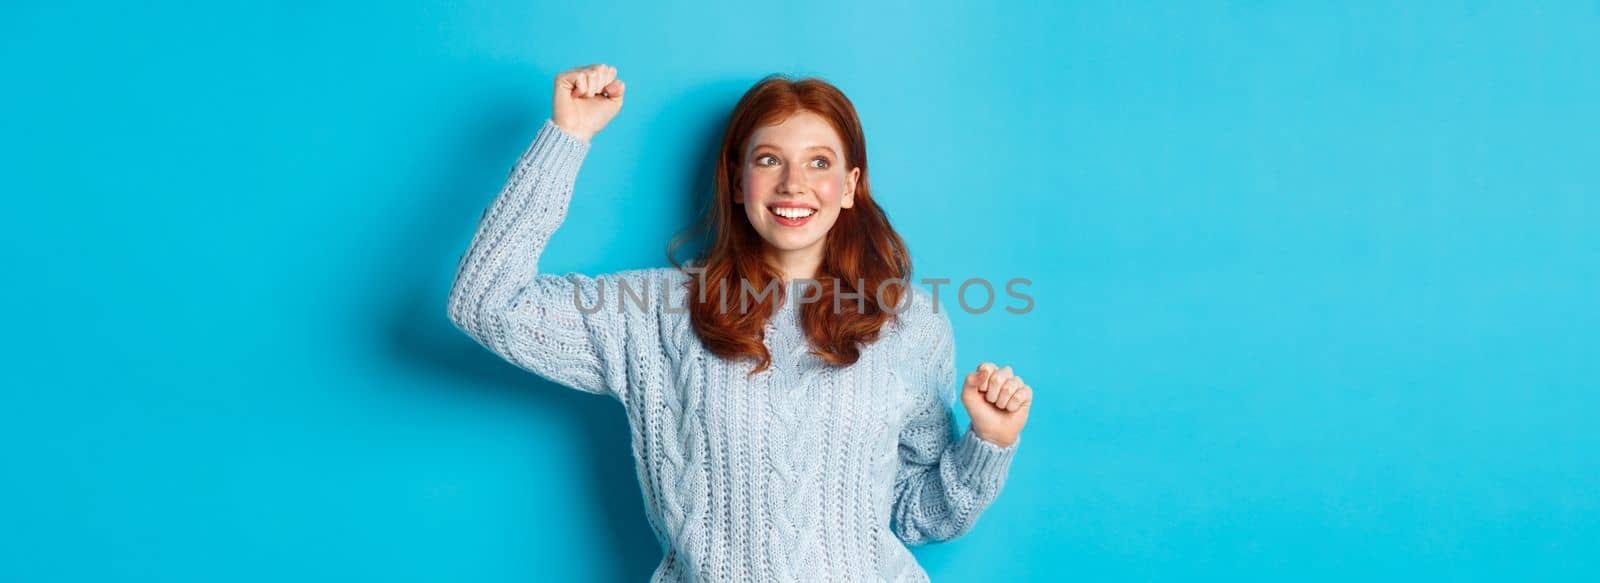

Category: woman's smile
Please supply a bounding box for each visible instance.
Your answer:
[769,203,817,227]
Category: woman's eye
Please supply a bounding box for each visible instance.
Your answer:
[754,155,829,168]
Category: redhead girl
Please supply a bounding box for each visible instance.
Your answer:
[448,63,1034,582]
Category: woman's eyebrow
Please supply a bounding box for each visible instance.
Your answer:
[752,143,838,156]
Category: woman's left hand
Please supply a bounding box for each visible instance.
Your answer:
[961,362,1033,447]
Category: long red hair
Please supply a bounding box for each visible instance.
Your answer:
[667,74,912,376]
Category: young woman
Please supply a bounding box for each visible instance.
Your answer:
[447,63,1034,582]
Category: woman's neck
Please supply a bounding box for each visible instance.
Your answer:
[766,244,823,283]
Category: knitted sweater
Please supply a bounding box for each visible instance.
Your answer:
[446,118,1021,582]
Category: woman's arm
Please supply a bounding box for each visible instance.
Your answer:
[890,296,1021,545]
[447,64,646,402]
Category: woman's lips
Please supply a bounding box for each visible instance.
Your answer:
[769,206,816,227]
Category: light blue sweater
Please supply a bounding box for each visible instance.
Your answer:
[447,119,1020,582]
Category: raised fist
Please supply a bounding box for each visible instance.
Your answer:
[552,63,625,142]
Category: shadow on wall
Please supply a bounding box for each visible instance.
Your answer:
[377,68,744,582]
[647,74,763,267]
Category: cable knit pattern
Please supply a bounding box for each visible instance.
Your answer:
[446,118,1021,582]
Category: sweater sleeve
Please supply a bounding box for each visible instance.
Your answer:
[446,118,651,405]
[890,297,1020,545]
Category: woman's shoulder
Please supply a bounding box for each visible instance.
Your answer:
[602,265,691,284]
[888,282,954,346]
[593,266,693,310]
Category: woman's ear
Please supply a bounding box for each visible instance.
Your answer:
[843,167,861,208]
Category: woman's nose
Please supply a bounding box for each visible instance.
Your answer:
[780,167,806,193]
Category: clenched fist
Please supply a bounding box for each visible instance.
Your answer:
[961,362,1033,447]
[552,63,626,142]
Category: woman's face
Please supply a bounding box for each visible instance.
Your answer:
[737,111,860,261]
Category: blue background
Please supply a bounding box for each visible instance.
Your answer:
[3,1,1596,580]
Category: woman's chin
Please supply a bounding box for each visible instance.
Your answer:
[759,234,823,253]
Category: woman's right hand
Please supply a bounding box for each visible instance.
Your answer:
[552,63,625,142]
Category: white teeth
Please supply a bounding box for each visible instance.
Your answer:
[772,207,816,219]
